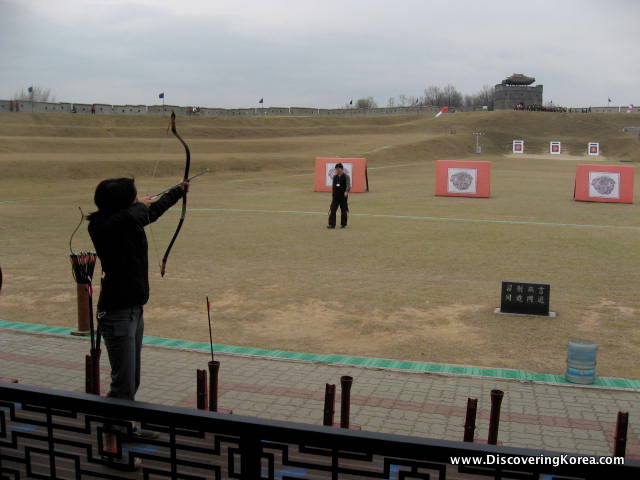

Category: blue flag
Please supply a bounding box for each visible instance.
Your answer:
[159,92,165,99]
[28,86,33,93]
[259,98,263,104]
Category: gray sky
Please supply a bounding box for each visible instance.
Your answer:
[1,0,638,108]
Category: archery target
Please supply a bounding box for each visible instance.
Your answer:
[447,168,477,194]
[588,171,620,199]
[513,140,524,153]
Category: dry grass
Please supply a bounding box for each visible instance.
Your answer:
[1,111,640,378]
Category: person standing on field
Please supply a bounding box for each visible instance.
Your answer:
[327,163,350,229]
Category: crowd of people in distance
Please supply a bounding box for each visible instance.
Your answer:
[513,103,569,112]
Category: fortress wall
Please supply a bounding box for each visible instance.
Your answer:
[494,84,543,110]
[6,97,634,117]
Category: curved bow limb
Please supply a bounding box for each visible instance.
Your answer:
[160,111,191,277]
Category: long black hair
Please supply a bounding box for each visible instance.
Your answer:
[87,178,137,220]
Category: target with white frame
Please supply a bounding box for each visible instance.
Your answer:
[588,142,600,156]
[589,171,620,199]
[325,162,353,187]
[550,141,562,155]
[447,168,477,194]
[513,140,524,154]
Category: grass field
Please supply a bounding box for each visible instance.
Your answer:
[1,111,640,378]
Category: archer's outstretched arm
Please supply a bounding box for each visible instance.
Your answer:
[130,185,185,226]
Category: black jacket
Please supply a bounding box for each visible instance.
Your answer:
[88,186,184,311]
[332,173,351,197]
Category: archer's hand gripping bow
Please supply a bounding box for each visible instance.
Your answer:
[160,112,191,277]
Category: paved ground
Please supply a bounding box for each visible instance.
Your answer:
[0,329,638,458]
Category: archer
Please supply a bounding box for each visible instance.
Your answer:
[87,176,188,469]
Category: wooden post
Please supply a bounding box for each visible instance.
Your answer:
[323,384,335,426]
[463,398,478,442]
[71,284,90,336]
[339,376,353,429]
[196,369,207,410]
[208,360,220,412]
[614,411,629,457]
[487,389,504,445]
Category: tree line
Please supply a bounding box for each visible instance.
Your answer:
[352,84,495,110]
[13,86,55,102]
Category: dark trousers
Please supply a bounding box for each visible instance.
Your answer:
[328,195,349,227]
[99,306,144,401]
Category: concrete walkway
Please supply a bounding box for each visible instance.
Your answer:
[0,329,638,458]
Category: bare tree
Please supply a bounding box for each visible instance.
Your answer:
[463,85,494,110]
[387,97,396,107]
[463,94,474,109]
[356,97,377,109]
[474,85,494,109]
[13,86,55,102]
[423,85,441,105]
[441,84,463,107]
[421,84,463,107]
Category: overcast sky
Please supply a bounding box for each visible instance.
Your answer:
[1,0,638,108]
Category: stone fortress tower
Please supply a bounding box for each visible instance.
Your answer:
[493,74,543,110]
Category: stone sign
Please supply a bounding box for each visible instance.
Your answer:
[496,281,554,317]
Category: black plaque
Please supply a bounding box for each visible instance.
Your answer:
[499,281,551,316]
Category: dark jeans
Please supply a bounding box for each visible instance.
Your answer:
[98,306,144,401]
[328,195,349,227]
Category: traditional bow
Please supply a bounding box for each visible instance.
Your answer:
[160,111,191,277]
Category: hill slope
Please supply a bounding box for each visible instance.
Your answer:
[0,111,637,179]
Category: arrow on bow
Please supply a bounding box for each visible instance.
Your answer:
[160,111,191,277]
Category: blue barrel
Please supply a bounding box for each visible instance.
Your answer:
[566,340,597,384]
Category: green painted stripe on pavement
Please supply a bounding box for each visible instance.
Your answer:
[2,319,638,389]
[186,207,640,231]
[0,200,18,205]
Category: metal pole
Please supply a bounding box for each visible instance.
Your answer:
[614,411,629,457]
[487,389,504,445]
[463,398,478,442]
[323,384,336,426]
[339,376,353,429]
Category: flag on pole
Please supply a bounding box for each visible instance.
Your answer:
[159,92,165,99]
[608,98,612,103]
[259,98,264,104]
[628,104,635,113]
[28,86,33,93]
[435,106,449,118]
[349,99,353,105]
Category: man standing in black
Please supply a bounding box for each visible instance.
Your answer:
[87,177,186,458]
[327,163,350,229]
